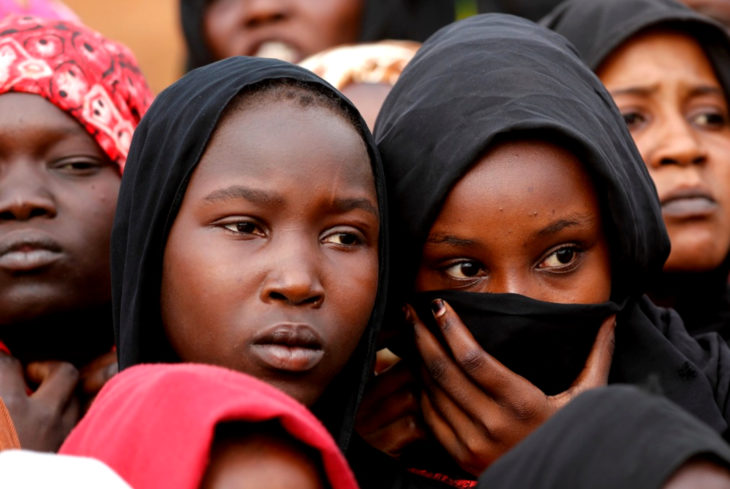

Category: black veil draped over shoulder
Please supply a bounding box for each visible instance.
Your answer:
[179,0,454,71]
[543,0,730,340]
[372,14,730,479]
[479,385,730,489]
[110,56,389,451]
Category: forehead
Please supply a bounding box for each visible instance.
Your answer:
[440,139,600,219]
[191,99,374,192]
[0,92,82,132]
[599,29,719,85]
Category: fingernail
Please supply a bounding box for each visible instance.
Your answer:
[431,299,445,318]
[402,305,413,324]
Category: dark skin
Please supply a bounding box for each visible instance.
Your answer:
[160,99,379,407]
[340,82,393,131]
[200,431,325,489]
[358,140,616,473]
[681,0,730,28]
[664,459,730,489]
[0,93,120,451]
[204,0,364,64]
[599,30,730,273]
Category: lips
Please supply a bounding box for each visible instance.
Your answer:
[660,188,718,219]
[251,323,325,372]
[0,232,63,272]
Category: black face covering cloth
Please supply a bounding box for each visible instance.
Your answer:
[363,13,730,486]
[543,0,730,340]
[179,0,455,71]
[110,56,389,452]
[479,385,730,489]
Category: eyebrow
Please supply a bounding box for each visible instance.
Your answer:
[610,85,723,98]
[534,215,596,238]
[330,198,379,217]
[203,185,285,206]
[426,233,478,248]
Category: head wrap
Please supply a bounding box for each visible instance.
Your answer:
[476,0,562,21]
[480,385,730,489]
[376,13,730,449]
[0,0,79,21]
[180,0,453,71]
[111,55,388,451]
[0,15,153,170]
[299,40,419,91]
[60,364,358,489]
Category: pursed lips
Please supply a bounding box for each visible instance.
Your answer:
[250,322,325,372]
[0,232,63,272]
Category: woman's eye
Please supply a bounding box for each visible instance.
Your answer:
[443,260,485,280]
[691,111,727,129]
[538,246,580,270]
[322,232,362,247]
[53,159,104,174]
[621,111,647,130]
[222,221,262,236]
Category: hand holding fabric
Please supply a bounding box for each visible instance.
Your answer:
[0,352,80,451]
[408,300,616,475]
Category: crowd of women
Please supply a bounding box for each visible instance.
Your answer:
[1,0,730,487]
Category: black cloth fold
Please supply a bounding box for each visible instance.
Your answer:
[543,0,730,340]
[110,56,389,452]
[479,385,730,489]
[179,0,455,71]
[367,12,730,486]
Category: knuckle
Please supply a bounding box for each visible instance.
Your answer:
[0,355,19,369]
[426,358,447,382]
[458,348,486,374]
[56,363,79,382]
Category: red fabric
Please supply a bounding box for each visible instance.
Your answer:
[0,15,153,170]
[59,363,359,489]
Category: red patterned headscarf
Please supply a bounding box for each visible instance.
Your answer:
[0,15,153,171]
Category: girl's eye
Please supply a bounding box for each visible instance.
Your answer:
[322,231,363,247]
[538,246,581,271]
[621,111,647,130]
[53,159,105,175]
[691,111,727,129]
[222,221,264,236]
[443,260,485,280]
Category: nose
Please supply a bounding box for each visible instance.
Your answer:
[260,239,324,307]
[647,115,708,168]
[241,0,289,28]
[0,162,57,221]
[484,270,525,296]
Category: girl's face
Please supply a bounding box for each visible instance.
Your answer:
[598,30,730,272]
[416,140,612,304]
[160,99,379,406]
[203,0,363,64]
[0,93,120,322]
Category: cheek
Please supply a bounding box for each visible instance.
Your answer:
[304,0,362,44]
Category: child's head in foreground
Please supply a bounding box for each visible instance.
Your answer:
[0,15,152,363]
[60,363,359,489]
[112,55,387,448]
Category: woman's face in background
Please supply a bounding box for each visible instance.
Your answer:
[598,29,730,273]
[415,140,612,304]
[203,0,364,63]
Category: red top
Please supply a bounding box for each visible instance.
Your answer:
[60,363,359,489]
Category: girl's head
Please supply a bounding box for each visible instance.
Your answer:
[0,16,152,357]
[544,0,730,274]
[180,0,454,70]
[60,364,359,489]
[113,56,387,448]
[376,13,667,306]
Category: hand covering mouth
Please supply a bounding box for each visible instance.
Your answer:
[251,324,325,372]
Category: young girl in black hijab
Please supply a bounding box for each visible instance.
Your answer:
[180,0,454,70]
[361,13,730,486]
[110,55,388,453]
[544,0,730,340]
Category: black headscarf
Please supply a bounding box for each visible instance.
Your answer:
[375,12,730,458]
[476,0,562,21]
[543,0,730,340]
[110,56,389,451]
[179,0,454,71]
[479,385,730,489]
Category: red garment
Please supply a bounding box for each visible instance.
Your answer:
[60,363,359,489]
[0,15,153,170]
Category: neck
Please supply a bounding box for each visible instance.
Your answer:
[0,304,114,367]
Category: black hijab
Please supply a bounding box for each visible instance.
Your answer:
[479,385,730,489]
[376,11,730,451]
[543,0,730,340]
[179,0,455,71]
[110,56,389,451]
[476,0,562,21]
